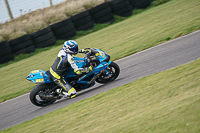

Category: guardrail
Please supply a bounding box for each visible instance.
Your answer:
[0,0,151,64]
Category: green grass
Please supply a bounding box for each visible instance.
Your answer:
[0,0,200,102]
[1,57,200,133]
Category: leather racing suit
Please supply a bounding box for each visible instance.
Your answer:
[50,48,92,98]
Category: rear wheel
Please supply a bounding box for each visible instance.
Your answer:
[29,84,56,107]
[95,62,120,84]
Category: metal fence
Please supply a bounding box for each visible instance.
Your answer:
[0,0,66,23]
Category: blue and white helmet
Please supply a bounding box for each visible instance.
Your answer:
[63,40,78,54]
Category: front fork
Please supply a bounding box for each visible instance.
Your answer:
[104,70,110,76]
[101,61,111,76]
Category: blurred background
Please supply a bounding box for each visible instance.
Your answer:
[0,0,67,23]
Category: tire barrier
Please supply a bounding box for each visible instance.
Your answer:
[0,41,14,64]
[71,10,94,31]
[89,2,114,24]
[31,27,56,48]
[110,0,133,17]
[129,0,151,9]
[0,0,153,64]
[50,18,76,40]
[9,34,35,55]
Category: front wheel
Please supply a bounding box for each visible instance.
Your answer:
[29,84,56,107]
[95,62,120,84]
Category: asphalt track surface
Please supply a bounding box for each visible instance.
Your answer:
[0,30,200,131]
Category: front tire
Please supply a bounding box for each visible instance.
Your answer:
[29,84,56,107]
[95,62,120,84]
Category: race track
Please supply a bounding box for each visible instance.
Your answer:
[0,30,200,130]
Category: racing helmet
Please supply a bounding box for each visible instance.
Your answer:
[63,40,78,54]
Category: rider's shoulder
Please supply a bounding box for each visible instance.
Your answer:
[58,48,66,57]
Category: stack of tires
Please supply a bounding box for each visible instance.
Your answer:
[0,41,14,64]
[110,0,133,17]
[31,27,56,48]
[89,2,114,24]
[9,34,35,55]
[129,0,151,9]
[71,10,94,31]
[50,18,76,40]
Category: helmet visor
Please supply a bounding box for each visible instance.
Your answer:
[69,45,78,54]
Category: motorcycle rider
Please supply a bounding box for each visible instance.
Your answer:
[50,40,93,98]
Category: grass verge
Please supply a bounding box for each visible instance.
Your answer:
[1,58,200,133]
[0,0,200,102]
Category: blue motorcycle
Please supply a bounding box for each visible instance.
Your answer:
[26,48,120,107]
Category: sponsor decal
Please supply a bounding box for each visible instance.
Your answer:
[87,69,105,84]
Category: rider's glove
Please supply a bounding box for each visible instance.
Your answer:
[85,65,93,73]
[74,65,93,75]
[74,70,82,75]
[89,65,93,72]
[79,49,87,53]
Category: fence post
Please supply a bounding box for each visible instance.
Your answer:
[49,0,53,6]
[4,0,13,20]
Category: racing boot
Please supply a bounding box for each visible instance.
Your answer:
[56,88,76,98]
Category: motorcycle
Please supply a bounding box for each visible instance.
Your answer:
[26,48,120,107]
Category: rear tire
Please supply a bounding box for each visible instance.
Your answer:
[95,62,120,84]
[30,84,56,107]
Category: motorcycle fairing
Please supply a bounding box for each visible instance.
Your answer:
[26,70,52,83]
[26,48,111,89]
